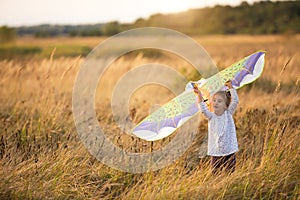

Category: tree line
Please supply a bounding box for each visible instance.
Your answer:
[132,1,300,35]
[1,0,299,40]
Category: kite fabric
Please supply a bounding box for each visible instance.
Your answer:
[132,50,266,141]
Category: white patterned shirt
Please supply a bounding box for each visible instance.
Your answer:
[198,89,239,156]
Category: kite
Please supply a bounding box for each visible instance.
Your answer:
[132,50,266,141]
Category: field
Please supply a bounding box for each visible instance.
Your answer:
[0,34,299,199]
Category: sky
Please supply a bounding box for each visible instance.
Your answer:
[0,0,267,27]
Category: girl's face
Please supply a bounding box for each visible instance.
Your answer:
[212,94,227,116]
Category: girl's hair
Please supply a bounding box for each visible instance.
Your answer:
[213,91,231,107]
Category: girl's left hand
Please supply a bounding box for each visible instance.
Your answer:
[225,80,233,89]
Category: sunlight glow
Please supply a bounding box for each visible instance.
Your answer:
[0,0,265,26]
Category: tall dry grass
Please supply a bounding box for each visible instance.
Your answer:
[0,35,299,199]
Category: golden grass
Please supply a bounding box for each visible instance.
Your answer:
[0,35,299,199]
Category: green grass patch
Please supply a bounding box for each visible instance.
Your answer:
[0,45,92,60]
[0,46,42,60]
[41,45,91,58]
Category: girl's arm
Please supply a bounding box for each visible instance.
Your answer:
[228,89,239,114]
[193,87,213,119]
[225,80,239,114]
[199,101,213,119]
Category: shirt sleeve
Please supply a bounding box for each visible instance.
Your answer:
[228,88,239,114]
[199,101,213,119]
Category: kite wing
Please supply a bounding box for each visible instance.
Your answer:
[214,50,266,90]
[132,50,266,141]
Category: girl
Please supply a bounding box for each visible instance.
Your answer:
[194,80,239,174]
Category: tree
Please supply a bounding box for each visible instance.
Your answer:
[0,26,16,43]
[102,21,121,36]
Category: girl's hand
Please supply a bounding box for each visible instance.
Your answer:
[225,80,233,89]
[193,86,203,102]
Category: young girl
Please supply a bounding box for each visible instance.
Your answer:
[194,80,239,174]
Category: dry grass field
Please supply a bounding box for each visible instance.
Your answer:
[0,34,299,199]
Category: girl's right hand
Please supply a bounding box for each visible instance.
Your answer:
[193,87,203,102]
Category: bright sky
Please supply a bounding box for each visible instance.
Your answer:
[0,0,265,27]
